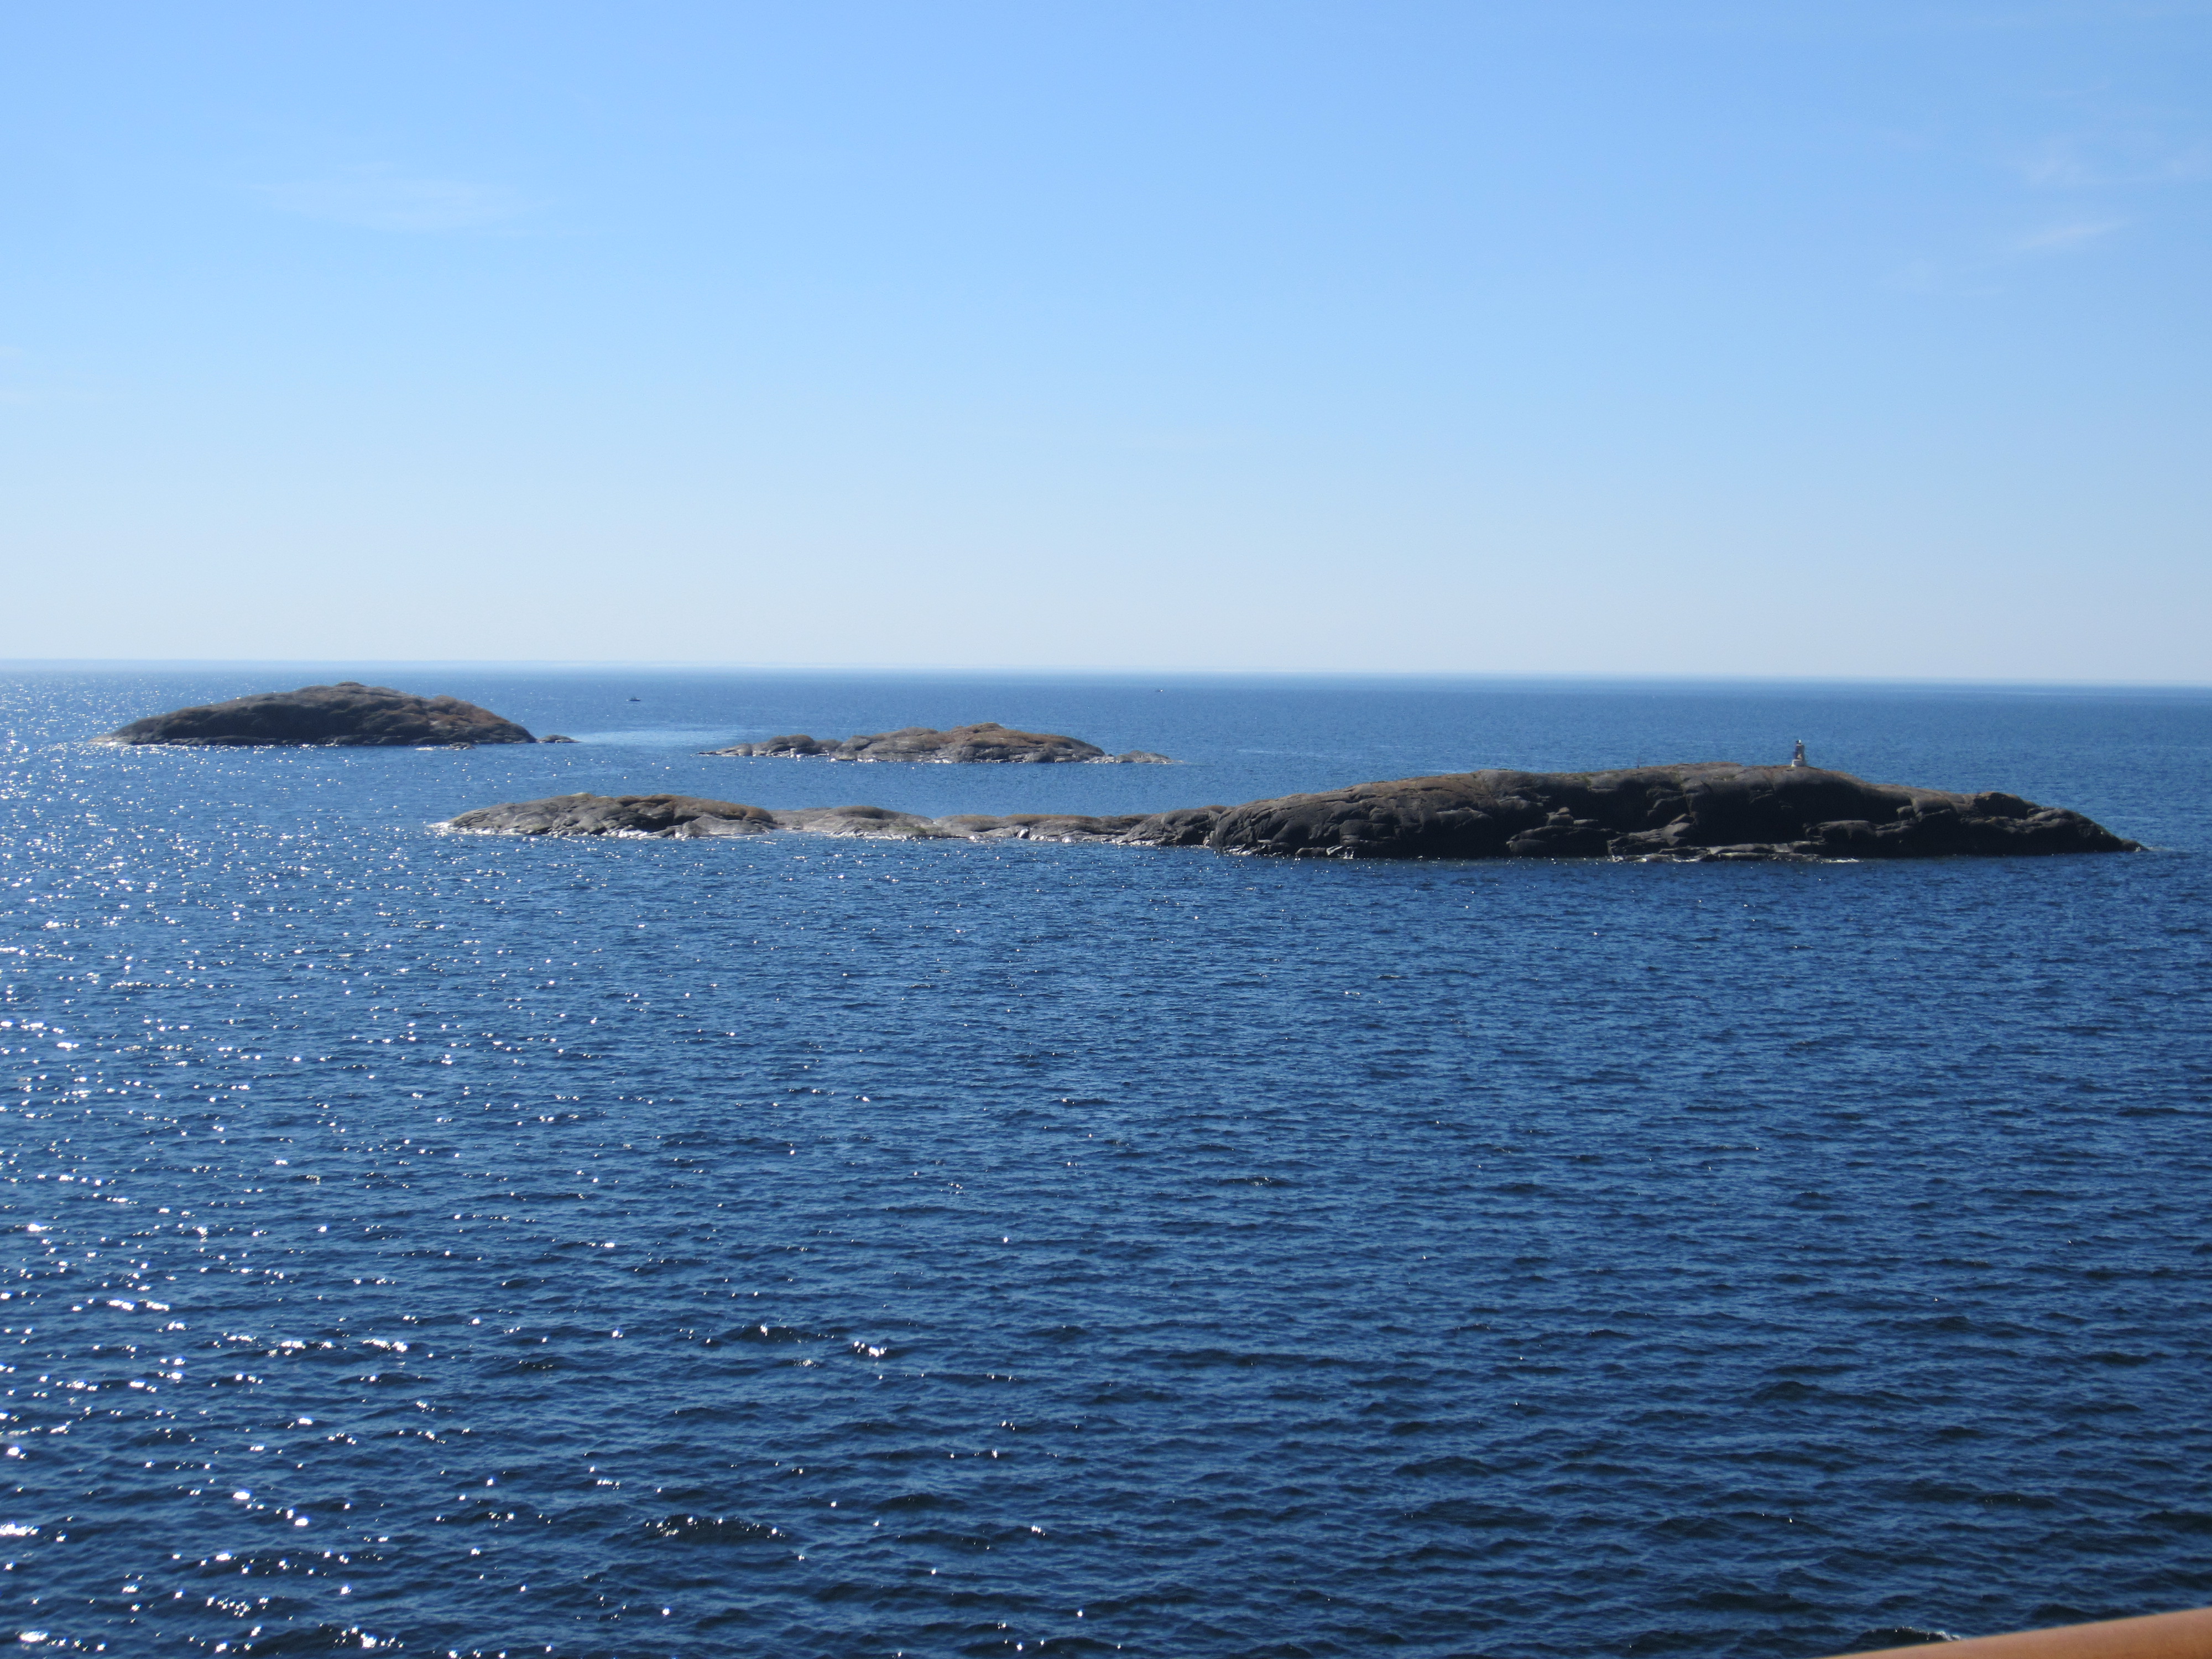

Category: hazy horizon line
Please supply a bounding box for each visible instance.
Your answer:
[6,658,2211,695]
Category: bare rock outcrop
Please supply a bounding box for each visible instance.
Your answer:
[444,794,1145,843]
[445,765,2135,862]
[1118,764,2137,860]
[447,794,774,837]
[703,722,1170,764]
[105,682,536,748]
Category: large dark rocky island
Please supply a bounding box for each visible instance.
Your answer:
[103,682,539,747]
[703,722,1172,764]
[446,763,2136,860]
[1119,763,2136,859]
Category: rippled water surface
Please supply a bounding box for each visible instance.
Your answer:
[4,667,2210,1658]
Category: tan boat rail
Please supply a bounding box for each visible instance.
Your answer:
[1827,1607,2212,1659]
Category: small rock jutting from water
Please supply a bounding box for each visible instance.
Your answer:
[102,682,539,748]
[444,763,2137,860]
[701,722,1172,764]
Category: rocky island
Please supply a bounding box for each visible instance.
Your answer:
[445,762,2136,860]
[103,682,539,747]
[1118,762,2136,859]
[447,792,1146,842]
[703,721,1171,764]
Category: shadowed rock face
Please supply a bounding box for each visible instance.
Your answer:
[703,722,1171,764]
[1119,764,2138,860]
[105,683,536,747]
[445,765,2136,860]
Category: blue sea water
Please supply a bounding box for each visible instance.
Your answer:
[3,667,2210,1659]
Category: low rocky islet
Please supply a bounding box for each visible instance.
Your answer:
[444,762,2137,860]
[703,721,1172,764]
[102,682,541,747]
[445,793,1147,844]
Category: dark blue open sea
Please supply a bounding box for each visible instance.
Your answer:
[4,667,2210,1659]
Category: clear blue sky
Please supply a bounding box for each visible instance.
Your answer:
[3,2,2207,679]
